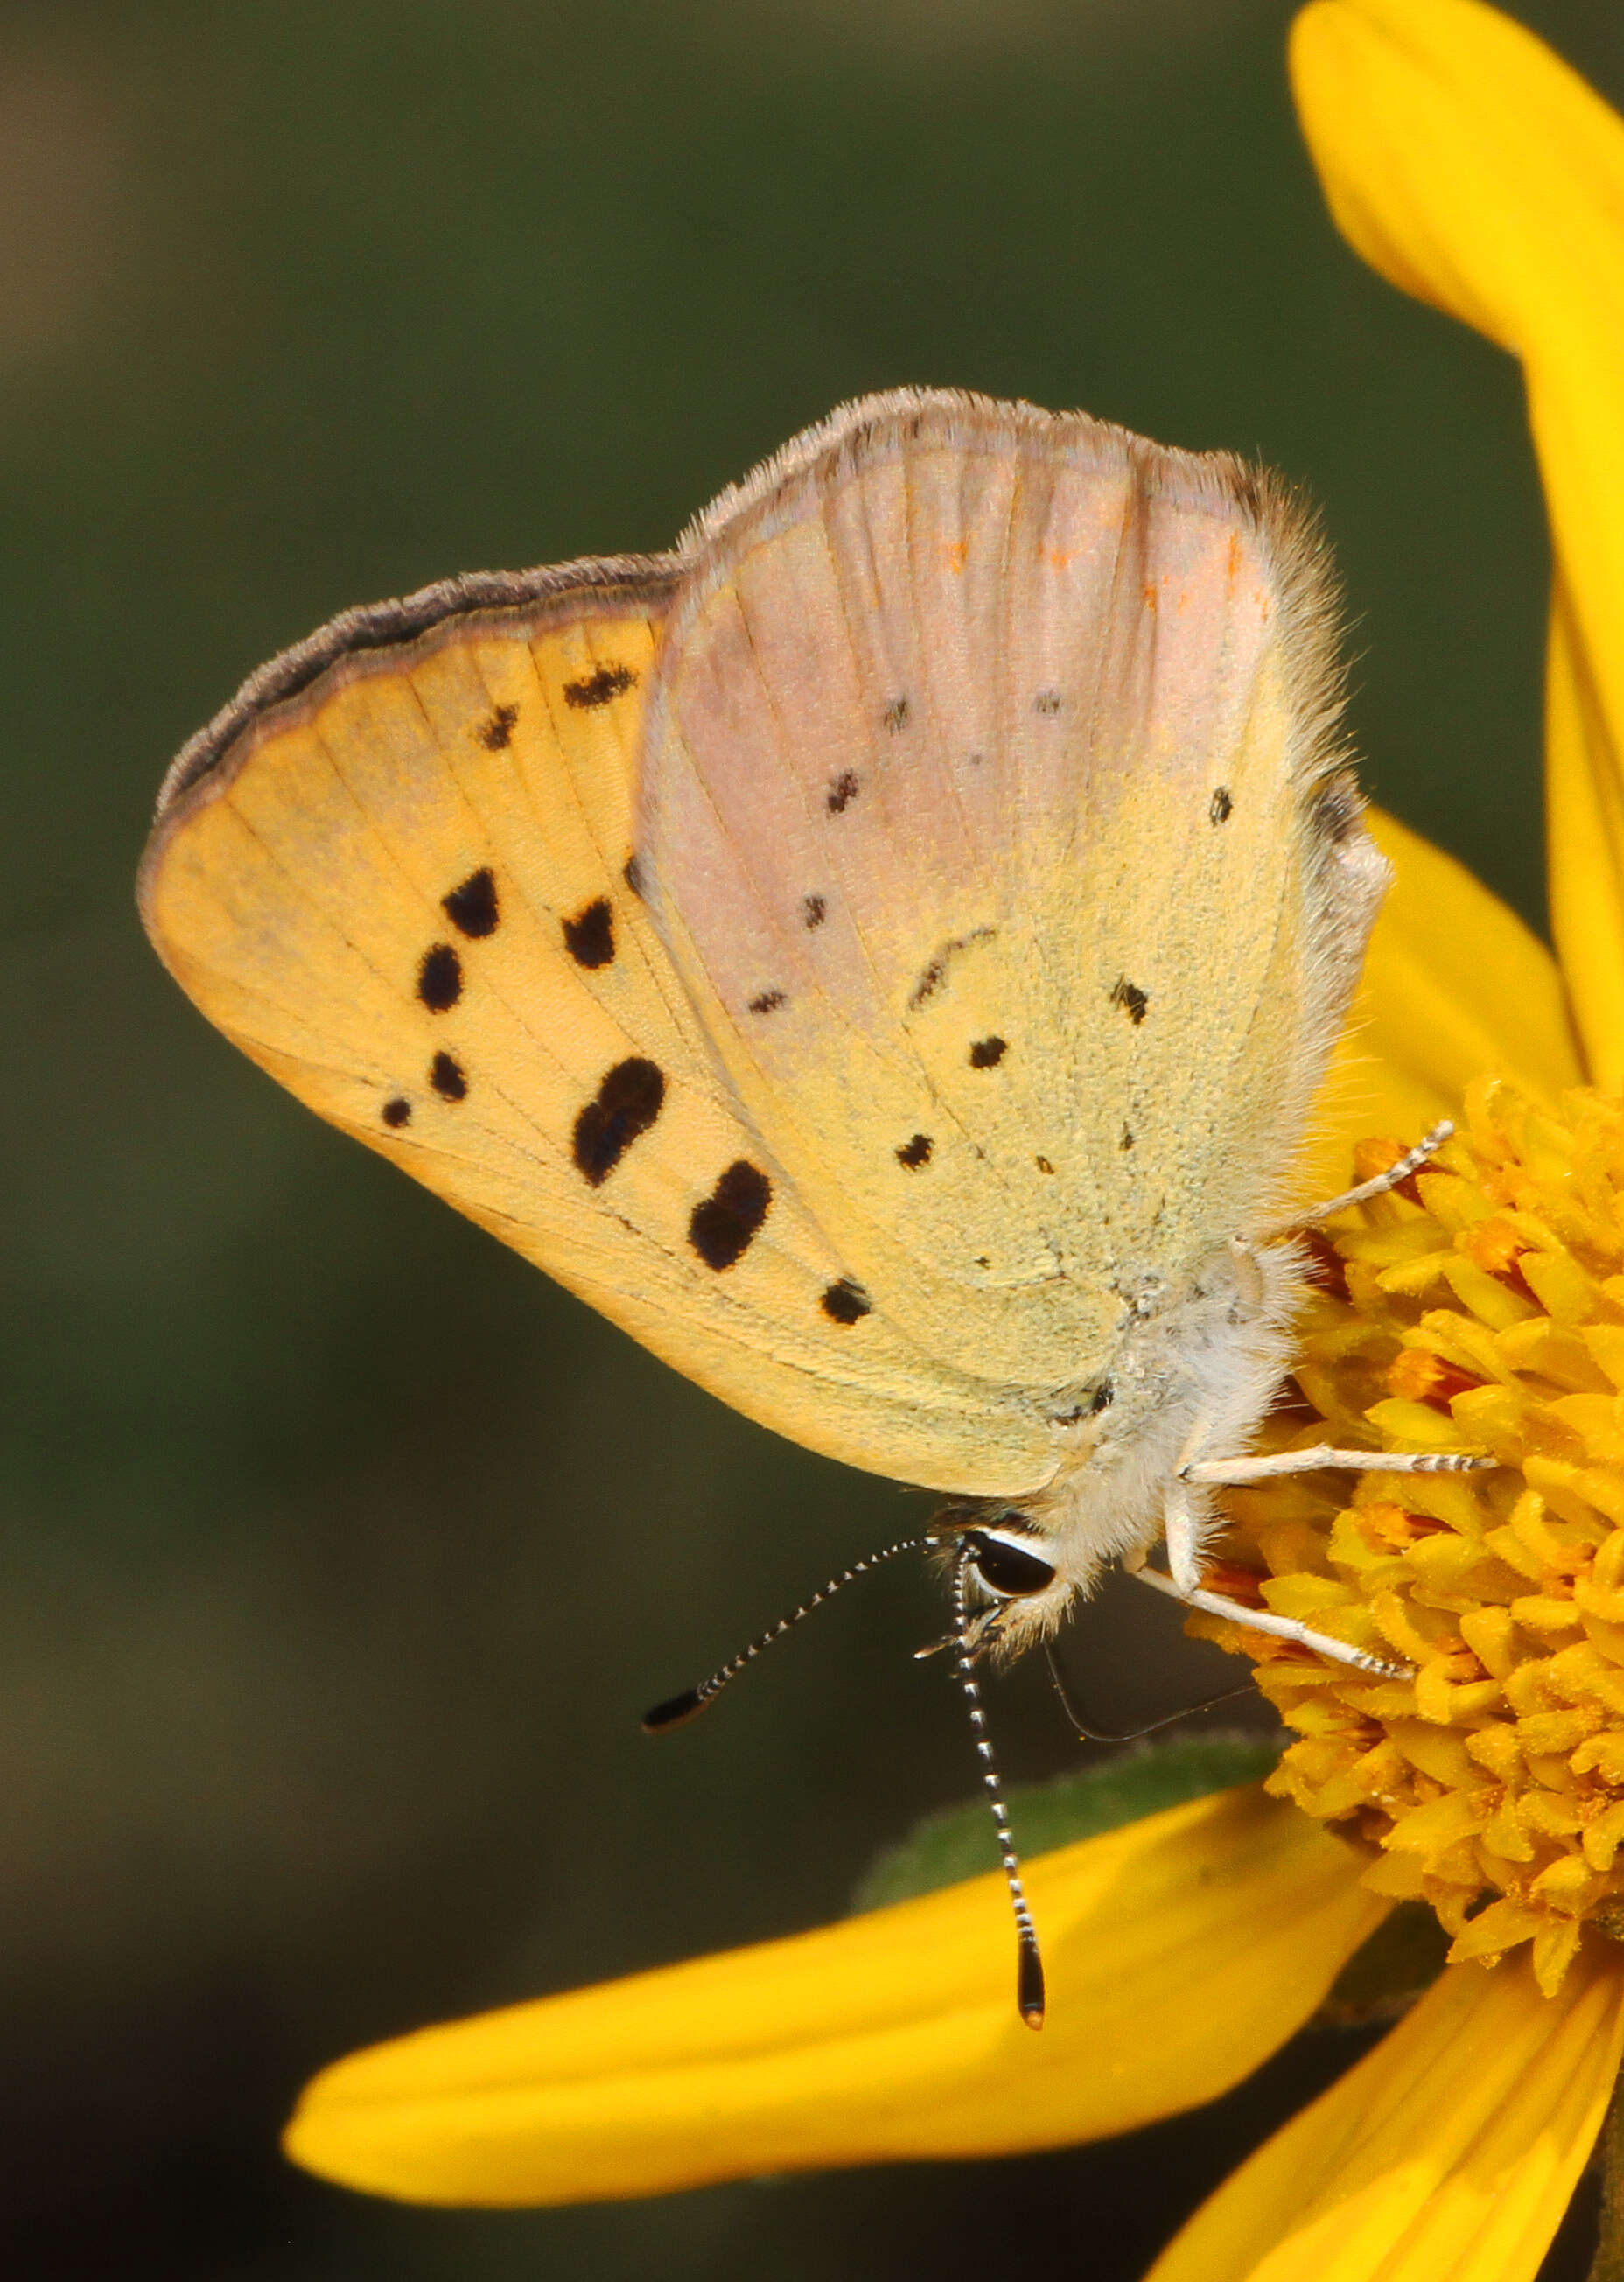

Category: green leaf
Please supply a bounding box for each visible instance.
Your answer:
[851,1731,1281,1913]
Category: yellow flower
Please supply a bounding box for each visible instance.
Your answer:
[285,4,1624,2272]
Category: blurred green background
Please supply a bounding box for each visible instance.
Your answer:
[4,1,1618,2275]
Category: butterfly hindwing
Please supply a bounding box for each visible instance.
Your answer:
[140,563,1060,1496]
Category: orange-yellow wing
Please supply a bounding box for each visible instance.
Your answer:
[140,561,1054,1495]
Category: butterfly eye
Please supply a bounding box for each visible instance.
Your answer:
[966,1530,1058,1599]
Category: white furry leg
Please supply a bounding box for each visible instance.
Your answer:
[1186,1445,1495,1488]
[1161,1474,1208,1596]
[1124,1556,1410,1678]
[1267,1116,1455,1237]
[1124,1478,1411,1677]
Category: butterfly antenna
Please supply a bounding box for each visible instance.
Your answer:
[1043,1643,1256,1745]
[953,1545,1045,2029]
[641,1534,931,1734]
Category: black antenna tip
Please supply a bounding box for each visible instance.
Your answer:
[1018,1936,1046,2030]
[641,1686,710,1735]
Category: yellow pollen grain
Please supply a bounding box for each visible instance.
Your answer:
[1193,1081,1624,1996]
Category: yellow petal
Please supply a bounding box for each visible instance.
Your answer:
[1306,808,1580,1197]
[1144,1943,1624,2282]
[1549,578,1624,1088]
[285,1787,1383,2207]
[1292,0,1624,1082]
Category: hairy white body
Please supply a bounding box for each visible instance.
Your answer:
[1008,1237,1304,1605]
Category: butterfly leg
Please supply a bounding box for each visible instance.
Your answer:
[1125,1485,1410,1677]
[914,1604,1012,1662]
[1186,1445,1494,1487]
[1266,1116,1456,1237]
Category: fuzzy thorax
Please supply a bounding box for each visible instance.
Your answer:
[948,1231,1310,1658]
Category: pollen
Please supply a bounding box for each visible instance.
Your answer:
[1194,1080,1624,1997]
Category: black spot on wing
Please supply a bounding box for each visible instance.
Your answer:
[883,696,910,733]
[908,928,995,1012]
[910,956,947,1009]
[896,1133,933,1169]
[826,770,860,814]
[1110,977,1149,1025]
[1049,1382,1113,1425]
[802,893,826,930]
[969,1035,1007,1068]
[443,867,499,938]
[1308,772,1362,844]
[690,1160,772,1270]
[563,896,615,970]
[417,943,463,1011]
[821,1278,872,1325]
[382,1096,410,1128]
[478,704,519,751]
[748,989,787,1014]
[564,662,637,710]
[430,1052,467,1101]
[1209,785,1233,825]
[572,1056,665,1186]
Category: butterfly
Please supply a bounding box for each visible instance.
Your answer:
[140,389,1484,2021]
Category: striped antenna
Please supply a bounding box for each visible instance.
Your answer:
[953,1544,1045,2029]
[641,1534,931,1734]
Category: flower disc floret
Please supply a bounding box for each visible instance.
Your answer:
[1196,1079,1624,1995]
